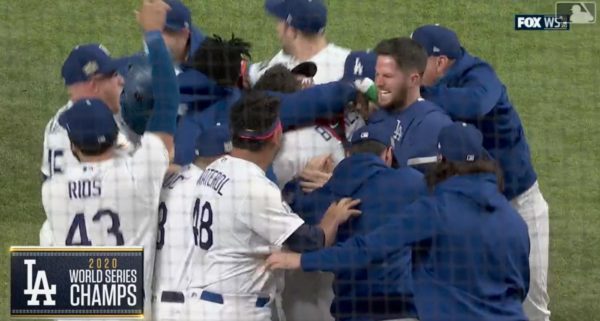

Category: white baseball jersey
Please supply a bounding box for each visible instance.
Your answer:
[40,101,139,245]
[186,155,304,296]
[250,44,357,187]
[153,164,203,295]
[274,125,345,188]
[40,133,169,319]
[249,43,350,85]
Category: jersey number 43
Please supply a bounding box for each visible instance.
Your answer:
[65,210,124,245]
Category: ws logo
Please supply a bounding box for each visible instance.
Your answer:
[515,15,570,30]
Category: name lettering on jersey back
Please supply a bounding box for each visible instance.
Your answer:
[162,172,184,190]
[68,179,101,199]
[197,169,229,196]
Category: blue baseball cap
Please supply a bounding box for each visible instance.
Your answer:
[195,124,232,157]
[437,122,489,162]
[61,44,121,86]
[350,124,393,148]
[265,0,327,34]
[59,99,118,151]
[411,25,462,59]
[164,0,191,31]
[342,51,377,81]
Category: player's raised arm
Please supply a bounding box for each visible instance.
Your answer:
[137,0,179,157]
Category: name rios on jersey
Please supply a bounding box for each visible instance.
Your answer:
[197,168,229,195]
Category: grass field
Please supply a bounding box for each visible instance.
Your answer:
[1,0,599,320]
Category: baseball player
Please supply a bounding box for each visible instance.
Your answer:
[267,122,531,321]
[152,125,232,321]
[249,0,350,85]
[118,0,206,76]
[41,43,126,181]
[183,91,361,321]
[170,34,361,167]
[283,123,428,321]
[253,63,346,188]
[251,0,369,143]
[412,24,550,321]
[39,43,136,245]
[368,37,453,172]
[40,2,179,319]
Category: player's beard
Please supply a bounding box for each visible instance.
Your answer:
[391,84,409,112]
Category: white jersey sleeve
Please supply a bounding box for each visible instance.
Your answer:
[41,102,78,179]
[239,179,304,246]
[128,133,170,200]
[273,126,345,188]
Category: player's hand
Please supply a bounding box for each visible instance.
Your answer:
[265,252,302,270]
[305,154,334,173]
[326,197,362,223]
[299,169,331,193]
[136,0,170,32]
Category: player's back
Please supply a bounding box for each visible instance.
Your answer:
[187,155,303,295]
[153,164,204,294]
[413,173,530,321]
[41,133,169,317]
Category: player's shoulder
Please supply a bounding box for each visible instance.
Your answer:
[44,101,72,135]
[162,164,202,190]
[215,156,279,193]
[42,167,75,194]
[269,49,293,65]
[322,43,351,58]
[420,101,452,126]
[131,133,169,161]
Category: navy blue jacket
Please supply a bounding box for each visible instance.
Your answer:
[421,49,537,199]
[289,154,427,320]
[117,25,206,76]
[367,99,452,172]
[301,173,530,321]
[173,69,357,165]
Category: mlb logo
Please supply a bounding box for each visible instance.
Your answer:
[556,2,596,23]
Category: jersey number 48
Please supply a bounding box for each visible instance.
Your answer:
[192,198,213,250]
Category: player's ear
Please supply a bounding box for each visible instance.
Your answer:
[437,56,450,73]
[272,125,283,148]
[409,71,421,87]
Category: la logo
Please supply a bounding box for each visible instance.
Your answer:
[23,259,56,306]
[353,58,363,76]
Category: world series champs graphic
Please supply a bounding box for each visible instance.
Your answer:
[10,247,144,318]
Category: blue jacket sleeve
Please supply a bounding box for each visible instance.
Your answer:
[272,81,357,129]
[300,197,440,273]
[145,31,179,135]
[283,180,336,225]
[422,66,502,119]
[173,114,203,165]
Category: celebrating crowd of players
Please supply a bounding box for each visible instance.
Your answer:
[38,0,550,320]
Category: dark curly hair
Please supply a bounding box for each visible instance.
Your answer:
[189,34,251,87]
